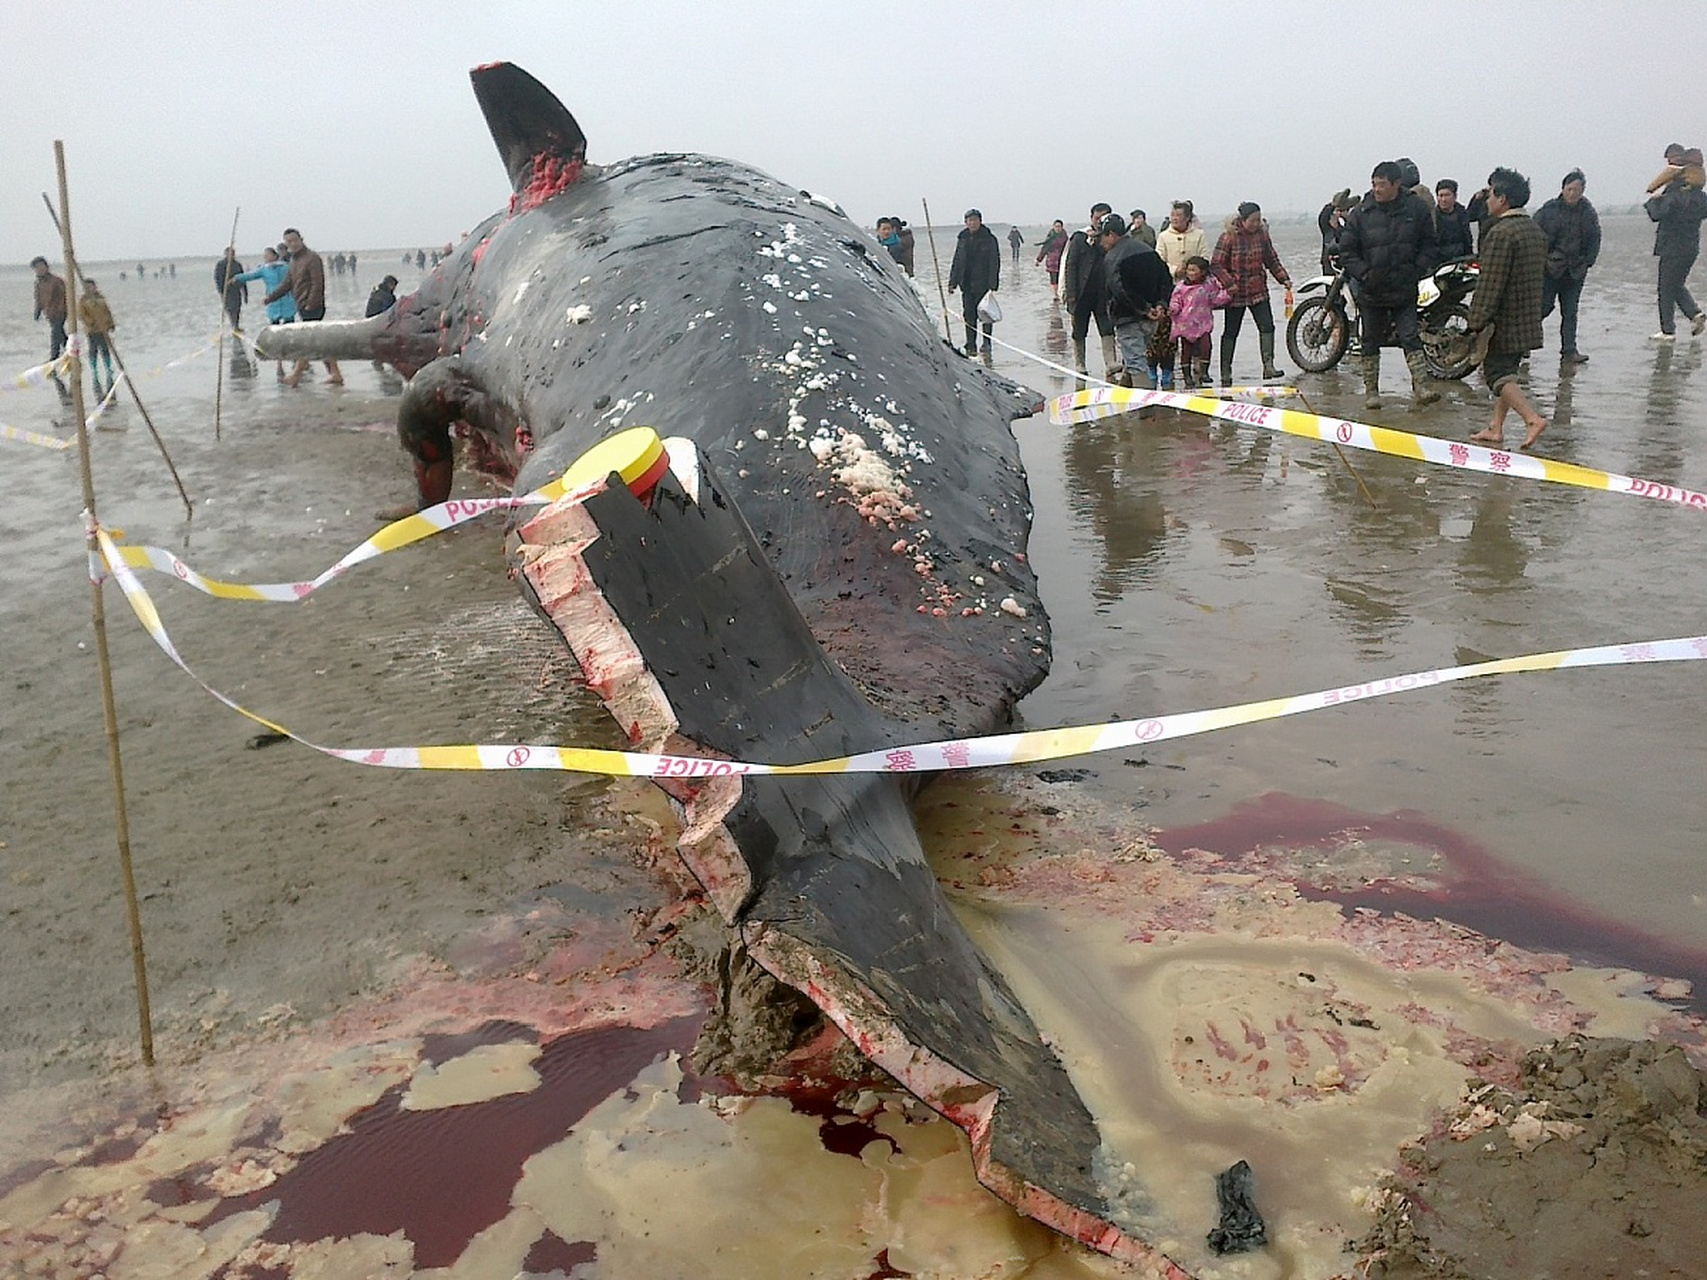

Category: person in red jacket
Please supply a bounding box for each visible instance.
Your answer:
[1210,202,1292,385]
[1035,220,1068,298]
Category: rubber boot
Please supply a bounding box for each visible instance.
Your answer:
[1259,331,1284,381]
[1195,359,1212,390]
[1404,348,1442,406]
[1362,354,1382,409]
[1180,362,1196,391]
[1101,333,1119,378]
[1072,337,1087,374]
[1219,350,1233,387]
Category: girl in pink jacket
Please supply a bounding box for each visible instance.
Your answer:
[1168,256,1230,389]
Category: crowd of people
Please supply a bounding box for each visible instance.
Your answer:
[209,228,345,386]
[882,142,1707,449]
[26,225,412,399]
[21,143,1706,442]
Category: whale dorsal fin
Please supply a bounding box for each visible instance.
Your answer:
[470,62,588,196]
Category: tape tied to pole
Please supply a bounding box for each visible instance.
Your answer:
[2,335,218,454]
[3,353,75,392]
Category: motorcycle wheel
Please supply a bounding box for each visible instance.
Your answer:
[1423,302,1476,380]
[1286,297,1349,373]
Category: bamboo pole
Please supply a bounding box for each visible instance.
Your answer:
[214,207,239,441]
[54,141,154,1067]
[1296,390,1378,510]
[920,199,954,346]
[39,192,194,522]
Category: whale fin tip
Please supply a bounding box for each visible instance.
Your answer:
[470,62,588,196]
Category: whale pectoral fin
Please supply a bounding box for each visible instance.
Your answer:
[395,355,519,508]
[470,62,588,195]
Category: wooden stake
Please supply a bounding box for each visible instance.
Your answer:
[214,206,239,441]
[54,140,154,1067]
[104,338,195,521]
[39,192,194,522]
[920,199,955,346]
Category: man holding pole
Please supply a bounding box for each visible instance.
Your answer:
[947,209,1002,358]
[30,255,72,403]
[214,248,247,333]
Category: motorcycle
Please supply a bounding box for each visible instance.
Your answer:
[1286,256,1480,379]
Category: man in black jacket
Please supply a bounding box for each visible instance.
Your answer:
[1097,214,1174,389]
[1533,169,1601,361]
[366,274,400,317]
[947,209,1002,356]
[214,248,247,332]
[1059,202,1117,376]
[1338,160,1440,409]
[1433,180,1474,262]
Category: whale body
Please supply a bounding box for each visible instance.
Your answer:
[258,63,1176,1269]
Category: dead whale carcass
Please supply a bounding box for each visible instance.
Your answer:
[258,62,1177,1269]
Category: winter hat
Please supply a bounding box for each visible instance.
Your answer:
[1098,214,1128,238]
[1236,201,1262,220]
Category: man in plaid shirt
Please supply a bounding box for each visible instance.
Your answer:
[1467,168,1549,450]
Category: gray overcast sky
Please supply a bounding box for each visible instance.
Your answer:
[4,0,1702,263]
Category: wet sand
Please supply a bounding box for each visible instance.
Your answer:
[1,216,1706,1277]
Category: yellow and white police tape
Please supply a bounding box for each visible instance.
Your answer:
[110,426,672,600]
[1,374,126,452]
[979,315,1295,402]
[0,422,76,452]
[113,495,540,599]
[119,335,221,381]
[1050,385,1707,510]
[2,353,74,393]
[95,523,1707,777]
[3,335,218,454]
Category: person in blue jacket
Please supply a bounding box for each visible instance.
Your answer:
[235,245,296,378]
